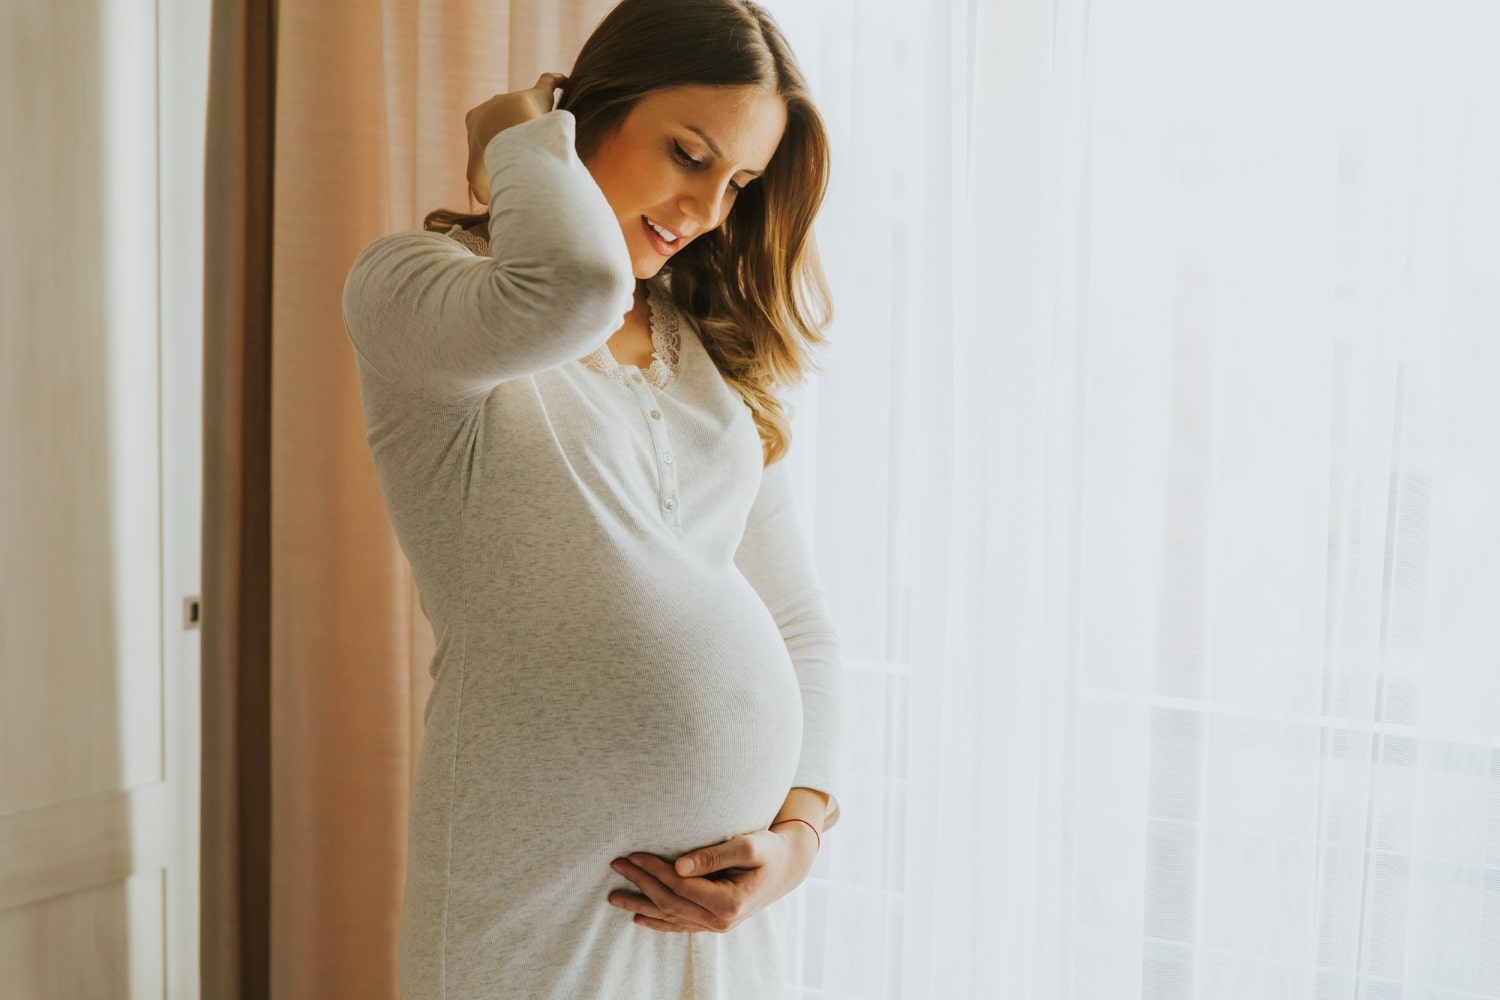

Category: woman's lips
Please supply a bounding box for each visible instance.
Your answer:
[641,215,682,256]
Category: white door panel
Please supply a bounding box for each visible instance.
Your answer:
[0,0,206,994]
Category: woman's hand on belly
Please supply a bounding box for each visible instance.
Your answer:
[605,824,820,933]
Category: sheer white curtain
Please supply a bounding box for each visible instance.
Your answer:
[762,0,1500,996]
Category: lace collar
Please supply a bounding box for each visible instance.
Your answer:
[443,223,681,391]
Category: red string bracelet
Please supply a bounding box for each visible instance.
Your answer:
[770,817,821,852]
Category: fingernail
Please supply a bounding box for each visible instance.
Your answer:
[679,857,695,874]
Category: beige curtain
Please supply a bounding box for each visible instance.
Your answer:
[202,0,615,995]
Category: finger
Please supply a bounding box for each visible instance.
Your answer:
[619,856,720,926]
[676,833,763,878]
[629,851,737,908]
[618,855,721,926]
[607,887,675,923]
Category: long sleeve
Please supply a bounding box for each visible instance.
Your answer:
[734,457,844,832]
[340,109,636,405]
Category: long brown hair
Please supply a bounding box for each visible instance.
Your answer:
[424,0,833,467]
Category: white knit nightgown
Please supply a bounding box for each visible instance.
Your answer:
[340,108,844,1000]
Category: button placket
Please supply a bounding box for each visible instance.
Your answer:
[632,379,681,529]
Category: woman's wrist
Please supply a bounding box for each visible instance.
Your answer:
[482,94,550,145]
[770,817,821,853]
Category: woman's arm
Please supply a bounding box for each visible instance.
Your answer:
[735,458,844,833]
[774,786,831,836]
[340,109,635,406]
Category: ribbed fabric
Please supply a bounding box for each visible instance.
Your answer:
[340,109,843,1000]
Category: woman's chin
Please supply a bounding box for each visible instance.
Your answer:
[630,255,666,280]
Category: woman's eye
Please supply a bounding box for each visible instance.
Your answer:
[673,142,743,195]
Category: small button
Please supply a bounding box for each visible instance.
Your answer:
[650,410,661,419]
[633,373,644,383]
[663,498,676,510]
[662,453,673,464]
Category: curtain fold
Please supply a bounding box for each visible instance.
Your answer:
[201,0,276,995]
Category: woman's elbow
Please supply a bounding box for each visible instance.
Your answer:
[484,256,635,342]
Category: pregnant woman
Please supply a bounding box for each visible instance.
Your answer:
[339,1,843,996]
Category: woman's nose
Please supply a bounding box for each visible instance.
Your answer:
[680,187,729,232]
[679,201,718,233]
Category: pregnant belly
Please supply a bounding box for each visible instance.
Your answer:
[453,552,806,855]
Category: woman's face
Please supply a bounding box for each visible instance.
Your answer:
[582,84,788,280]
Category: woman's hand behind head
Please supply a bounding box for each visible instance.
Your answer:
[466,72,570,205]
